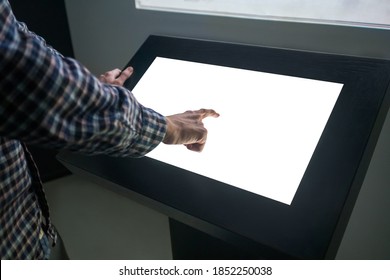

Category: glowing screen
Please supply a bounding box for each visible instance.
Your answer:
[132,57,343,205]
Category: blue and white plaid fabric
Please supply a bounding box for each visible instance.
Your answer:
[0,0,166,259]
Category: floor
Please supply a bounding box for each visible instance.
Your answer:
[44,175,173,260]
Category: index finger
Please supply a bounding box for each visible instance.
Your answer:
[198,108,220,119]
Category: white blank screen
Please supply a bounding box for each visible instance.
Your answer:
[133,57,343,205]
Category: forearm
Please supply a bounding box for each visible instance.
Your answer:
[0,6,166,157]
[38,59,167,157]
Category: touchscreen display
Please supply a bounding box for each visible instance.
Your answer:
[132,57,343,205]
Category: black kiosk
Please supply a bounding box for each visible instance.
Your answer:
[58,36,390,259]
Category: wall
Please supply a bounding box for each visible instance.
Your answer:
[61,0,389,259]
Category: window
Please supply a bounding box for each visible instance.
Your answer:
[135,0,390,28]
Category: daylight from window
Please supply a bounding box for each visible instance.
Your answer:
[136,0,390,28]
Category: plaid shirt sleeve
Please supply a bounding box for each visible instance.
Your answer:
[0,1,167,158]
[1,0,167,259]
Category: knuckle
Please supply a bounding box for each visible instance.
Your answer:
[200,126,208,136]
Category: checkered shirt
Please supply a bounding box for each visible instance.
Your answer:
[0,0,166,259]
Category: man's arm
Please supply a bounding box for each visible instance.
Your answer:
[0,3,166,157]
[1,1,218,155]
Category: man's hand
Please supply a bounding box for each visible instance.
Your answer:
[163,109,220,152]
[99,68,218,152]
[99,66,133,86]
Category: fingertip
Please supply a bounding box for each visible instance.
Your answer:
[125,66,134,73]
[211,109,220,117]
[204,109,220,118]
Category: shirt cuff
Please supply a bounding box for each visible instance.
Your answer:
[130,106,167,157]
